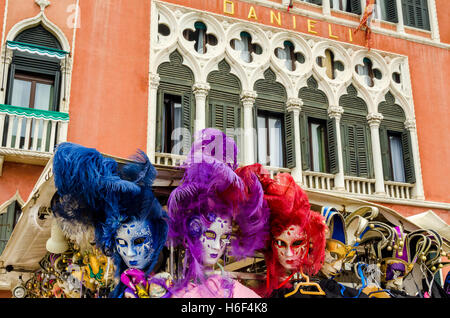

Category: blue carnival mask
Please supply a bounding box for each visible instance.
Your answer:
[115,220,155,270]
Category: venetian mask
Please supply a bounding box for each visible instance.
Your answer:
[273,225,308,272]
[381,258,412,290]
[115,219,155,270]
[321,239,355,278]
[200,215,232,266]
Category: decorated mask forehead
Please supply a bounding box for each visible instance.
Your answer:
[115,219,155,270]
[200,214,232,266]
[381,258,412,282]
[273,225,308,272]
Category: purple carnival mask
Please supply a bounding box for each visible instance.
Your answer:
[200,214,232,266]
[115,220,155,270]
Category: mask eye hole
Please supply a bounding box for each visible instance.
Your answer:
[134,237,146,245]
[275,240,287,248]
[116,239,127,247]
[204,231,216,240]
[292,240,304,247]
[220,233,231,245]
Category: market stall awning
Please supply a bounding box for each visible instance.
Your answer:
[6,40,69,60]
[407,210,450,242]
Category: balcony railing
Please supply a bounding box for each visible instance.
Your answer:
[154,152,416,200]
[385,180,414,200]
[154,152,186,167]
[0,104,69,155]
[302,171,335,191]
[263,165,291,178]
[344,176,376,195]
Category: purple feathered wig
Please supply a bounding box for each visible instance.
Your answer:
[167,129,269,295]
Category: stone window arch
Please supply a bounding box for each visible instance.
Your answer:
[206,59,242,159]
[253,68,289,168]
[298,76,339,175]
[156,50,195,155]
[378,92,415,183]
[339,84,372,178]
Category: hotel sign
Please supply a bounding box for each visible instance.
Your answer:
[221,0,357,43]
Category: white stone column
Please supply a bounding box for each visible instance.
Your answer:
[427,0,440,42]
[360,0,366,13]
[367,112,386,195]
[240,90,257,165]
[405,119,425,200]
[57,121,69,147]
[147,73,160,164]
[322,0,331,16]
[395,0,405,33]
[192,82,210,133]
[286,97,303,184]
[59,57,72,113]
[328,105,345,191]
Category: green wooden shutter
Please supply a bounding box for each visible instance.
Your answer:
[417,0,430,30]
[401,130,415,183]
[285,111,296,169]
[182,93,193,154]
[350,0,362,14]
[327,118,339,174]
[14,24,62,49]
[0,202,18,255]
[209,101,240,138]
[385,0,398,23]
[300,112,310,171]
[342,123,356,176]
[402,0,429,30]
[379,126,392,181]
[356,125,370,178]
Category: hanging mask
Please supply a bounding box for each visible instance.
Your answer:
[115,219,155,270]
[273,225,308,272]
[200,214,232,266]
[321,239,355,278]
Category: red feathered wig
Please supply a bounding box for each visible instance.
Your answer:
[235,163,327,296]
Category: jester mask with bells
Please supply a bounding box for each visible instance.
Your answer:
[381,228,447,291]
[320,207,356,278]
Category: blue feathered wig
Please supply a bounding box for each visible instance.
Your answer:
[51,142,168,297]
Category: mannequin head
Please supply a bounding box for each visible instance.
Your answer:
[168,129,269,295]
[238,164,326,294]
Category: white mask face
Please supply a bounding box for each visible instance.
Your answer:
[273,225,308,272]
[115,220,154,269]
[321,250,344,278]
[200,216,232,266]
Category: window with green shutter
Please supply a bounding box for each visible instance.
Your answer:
[2,25,64,150]
[206,60,242,145]
[401,0,430,30]
[301,0,322,5]
[0,201,21,255]
[254,69,289,168]
[157,50,195,155]
[340,85,372,178]
[330,0,361,14]
[378,92,415,183]
[298,76,338,174]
